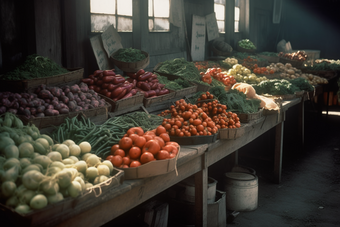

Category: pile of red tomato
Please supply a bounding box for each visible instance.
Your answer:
[106,126,179,168]
[197,92,241,129]
[159,99,219,137]
[200,68,236,87]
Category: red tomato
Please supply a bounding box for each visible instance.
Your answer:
[140,152,154,164]
[127,127,144,136]
[155,125,167,136]
[113,148,125,158]
[128,146,142,159]
[133,136,146,148]
[122,156,131,166]
[142,139,161,156]
[143,134,154,141]
[106,155,114,161]
[130,160,141,167]
[159,133,170,143]
[153,136,165,148]
[157,150,170,160]
[110,144,120,155]
[111,155,123,167]
[119,137,133,151]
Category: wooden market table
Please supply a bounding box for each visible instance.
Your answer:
[50,97,307,227]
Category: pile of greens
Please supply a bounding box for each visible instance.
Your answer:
[233,52,267,62]
[290,77,314,92]
[157,74,193,90]
[2,54,68,80]
[112,48,146,62]
[252,79,300,95]
[209,86,261,113]
[156,58,225,87]
[303,59,340,71]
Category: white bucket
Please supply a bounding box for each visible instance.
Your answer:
[223,172,258,211]
[178,176,218,204]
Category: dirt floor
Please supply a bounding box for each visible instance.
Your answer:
[229,104,340,227]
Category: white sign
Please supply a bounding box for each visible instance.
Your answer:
[191,15,206,61]
[101,25,123,57]
[90,35,111,70]
[205,13,219,41]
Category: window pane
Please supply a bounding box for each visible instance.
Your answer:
[153,18,169,31]
[91,0,115,14]
[235,7,240,20]
[117,0,132,16]
[214,4,225,20]
[235,0,240,7]
[217,21,225,33]
[234,21,239,32]
[214,0,225,4]
[117,17,132,32]
[149,19,154,31]
[154,0,169,17]
[148,0,153,16]
[91,14,115,32]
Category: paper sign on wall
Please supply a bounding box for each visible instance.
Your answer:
[90,35,111,70]
[191,15,206,62]
[205,13,219,41]
[101,25,123,57]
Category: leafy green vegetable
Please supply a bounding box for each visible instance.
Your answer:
[156,74,193,90]
[252,79,300,95]
[2,54,68,80]
[209,86,261,113]
[112,48,146,62]
[290,77,314,92]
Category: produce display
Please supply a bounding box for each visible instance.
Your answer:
[50,112,164,157]
[304,59,340,71]
[0,82,106,118]
[227,64,268,84]
[200,68,237,87]
[1,54,68,80]
[158,98,219,137]
[0,113,117,213]
[107,126,180,168]
[278,51,307,62]
[157,74,193,91]
[252,79,300,95]
[237,39,256,50]
[155,58,225,87]
[208,86,261,114]
[222,57,238,66]
[125,69,170,98]
[258,52,279,57]
[266,62,328,85]
[112,48,146,62]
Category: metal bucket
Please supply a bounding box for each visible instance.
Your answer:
[223,172,258,211]
[178,176,218,204]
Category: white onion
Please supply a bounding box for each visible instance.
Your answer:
[47,151,62,162]
[74,160,87,174]
[97,164,110,176]
[33,155,52,169]
[86,167,98,181]
[22,170,45,190]
[86,154,100,167]
[30,194,48,209]
[67,181,82,198]
[15,204,31,214]
[47,192,64,204]
[1,181,17,198]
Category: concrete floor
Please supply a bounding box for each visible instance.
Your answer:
[229,104,340,227]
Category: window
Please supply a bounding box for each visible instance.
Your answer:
[90,0,132,32]
[148,0,170,32]
[234,0,240,32]
[214,0,225,33]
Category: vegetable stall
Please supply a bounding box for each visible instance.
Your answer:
[0,50,337,227]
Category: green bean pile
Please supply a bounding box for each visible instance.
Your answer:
[49,112,164,157]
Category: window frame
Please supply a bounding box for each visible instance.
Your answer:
[214,0,226,34]
[90,0,133,33]
[148,0,170,33]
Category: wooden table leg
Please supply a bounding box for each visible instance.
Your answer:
[194,153,208,227]
[274,122,284,184]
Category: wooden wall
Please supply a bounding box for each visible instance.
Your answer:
[1,0,340,77]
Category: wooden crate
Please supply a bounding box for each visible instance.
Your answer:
[174,83,198,98]
[219,125,247,140]
[0,168,124,227]
[237,109,263,123]
[279,57,304,68]
[0,68,84,93]
[99,92,144,113]
[18,101,111,129]
[143,90,176,108]
[257,54,279,63]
